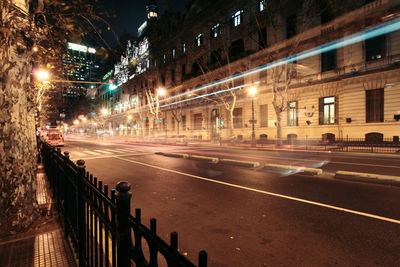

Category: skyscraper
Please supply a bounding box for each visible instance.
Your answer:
[62,42,99,99]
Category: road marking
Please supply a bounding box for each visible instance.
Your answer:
[112,148,138,153]
[76,153,151,161]
[103,149,124,153]
[94,149,112,154]
[327,160,400,169]
[73,152,86,157]
[83,150,101,155]
[115,156,400,225]
[174,150,400,170]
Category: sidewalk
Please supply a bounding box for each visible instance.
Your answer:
[0,164,76,267]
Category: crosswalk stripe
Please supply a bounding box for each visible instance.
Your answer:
[83,150,101,155]
[93,150,112,154]
[103,149,126,153]
[112,148,138,153]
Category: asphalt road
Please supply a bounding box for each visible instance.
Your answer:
[60,138,400,267]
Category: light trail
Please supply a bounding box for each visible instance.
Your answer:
[156,16,400,107]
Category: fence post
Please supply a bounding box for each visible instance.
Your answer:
[76,160,87,266]
[62,152,70,239]
[199,250,207,267]
[116,181,132,267]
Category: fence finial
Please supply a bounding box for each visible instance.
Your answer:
[77,159,85,168]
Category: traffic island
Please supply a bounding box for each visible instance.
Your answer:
[263,163,323,176]
[219,158,260,168]
[334,171,400,186]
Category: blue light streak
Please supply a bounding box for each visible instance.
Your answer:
[155,17,400,108]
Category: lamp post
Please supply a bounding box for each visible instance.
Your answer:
[248,87,257,147]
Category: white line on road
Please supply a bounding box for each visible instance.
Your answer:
[75,153,151,161]
[93,149,112,154]
[115,156,400,225]
[112,148,138,153]
[103,149,125,153]
[83,150,101,155]
[73,152,86,157]
[327,160,400,169]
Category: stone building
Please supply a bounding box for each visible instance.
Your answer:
[101,0,400,142]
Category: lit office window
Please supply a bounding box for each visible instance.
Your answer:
[320,96,335,124]
[288,101,297,126]
[259,1,265,12]
[211,23,221,38]
[195,34,204,47]
[232,10,243,27]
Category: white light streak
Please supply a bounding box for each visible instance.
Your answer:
[115,17,400,113]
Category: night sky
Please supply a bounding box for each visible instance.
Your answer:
[99,0,192,48]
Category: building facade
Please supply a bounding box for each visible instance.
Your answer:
[100,0,400,142]
[62,42,99,99]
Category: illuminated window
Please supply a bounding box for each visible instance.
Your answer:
[148,11,158,19]
[163,54,166,63]
[172,48,176,58]
[288,101,297,126]
[211,23,221,38]
[195,34,204,47]
[183,43,187,53]
[232,10,243,27]
[259,1,265,12]
[319,97,335,124]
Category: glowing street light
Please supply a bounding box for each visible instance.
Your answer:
[36,70,50,81]
[101,108,107,116]
[73,120,80,125]
[82,117,87,122]
[127,115,133,120]
[248,87,257,146]
[157,88,166,97]
[248,86,257,96]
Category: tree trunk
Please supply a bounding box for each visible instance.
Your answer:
[0,2,39,235]
[229,109,234,137]
[275,111,283,146]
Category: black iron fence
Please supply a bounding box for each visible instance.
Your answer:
[227,137,400,153]
[40,140,207,267]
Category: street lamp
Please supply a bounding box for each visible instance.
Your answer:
[248,87,257,147]
[73,120,79,125]
[36,70,50,81]
[127,115,132,120]
[101,108,107,116]
[157,88,166,97]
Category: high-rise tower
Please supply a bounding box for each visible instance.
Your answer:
[146,0,159,20]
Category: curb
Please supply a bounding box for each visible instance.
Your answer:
[219,158,260,168]
[155,152,189,158]
[334,171,400,186]
[263,163,323,175]
[189,154,219,163]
